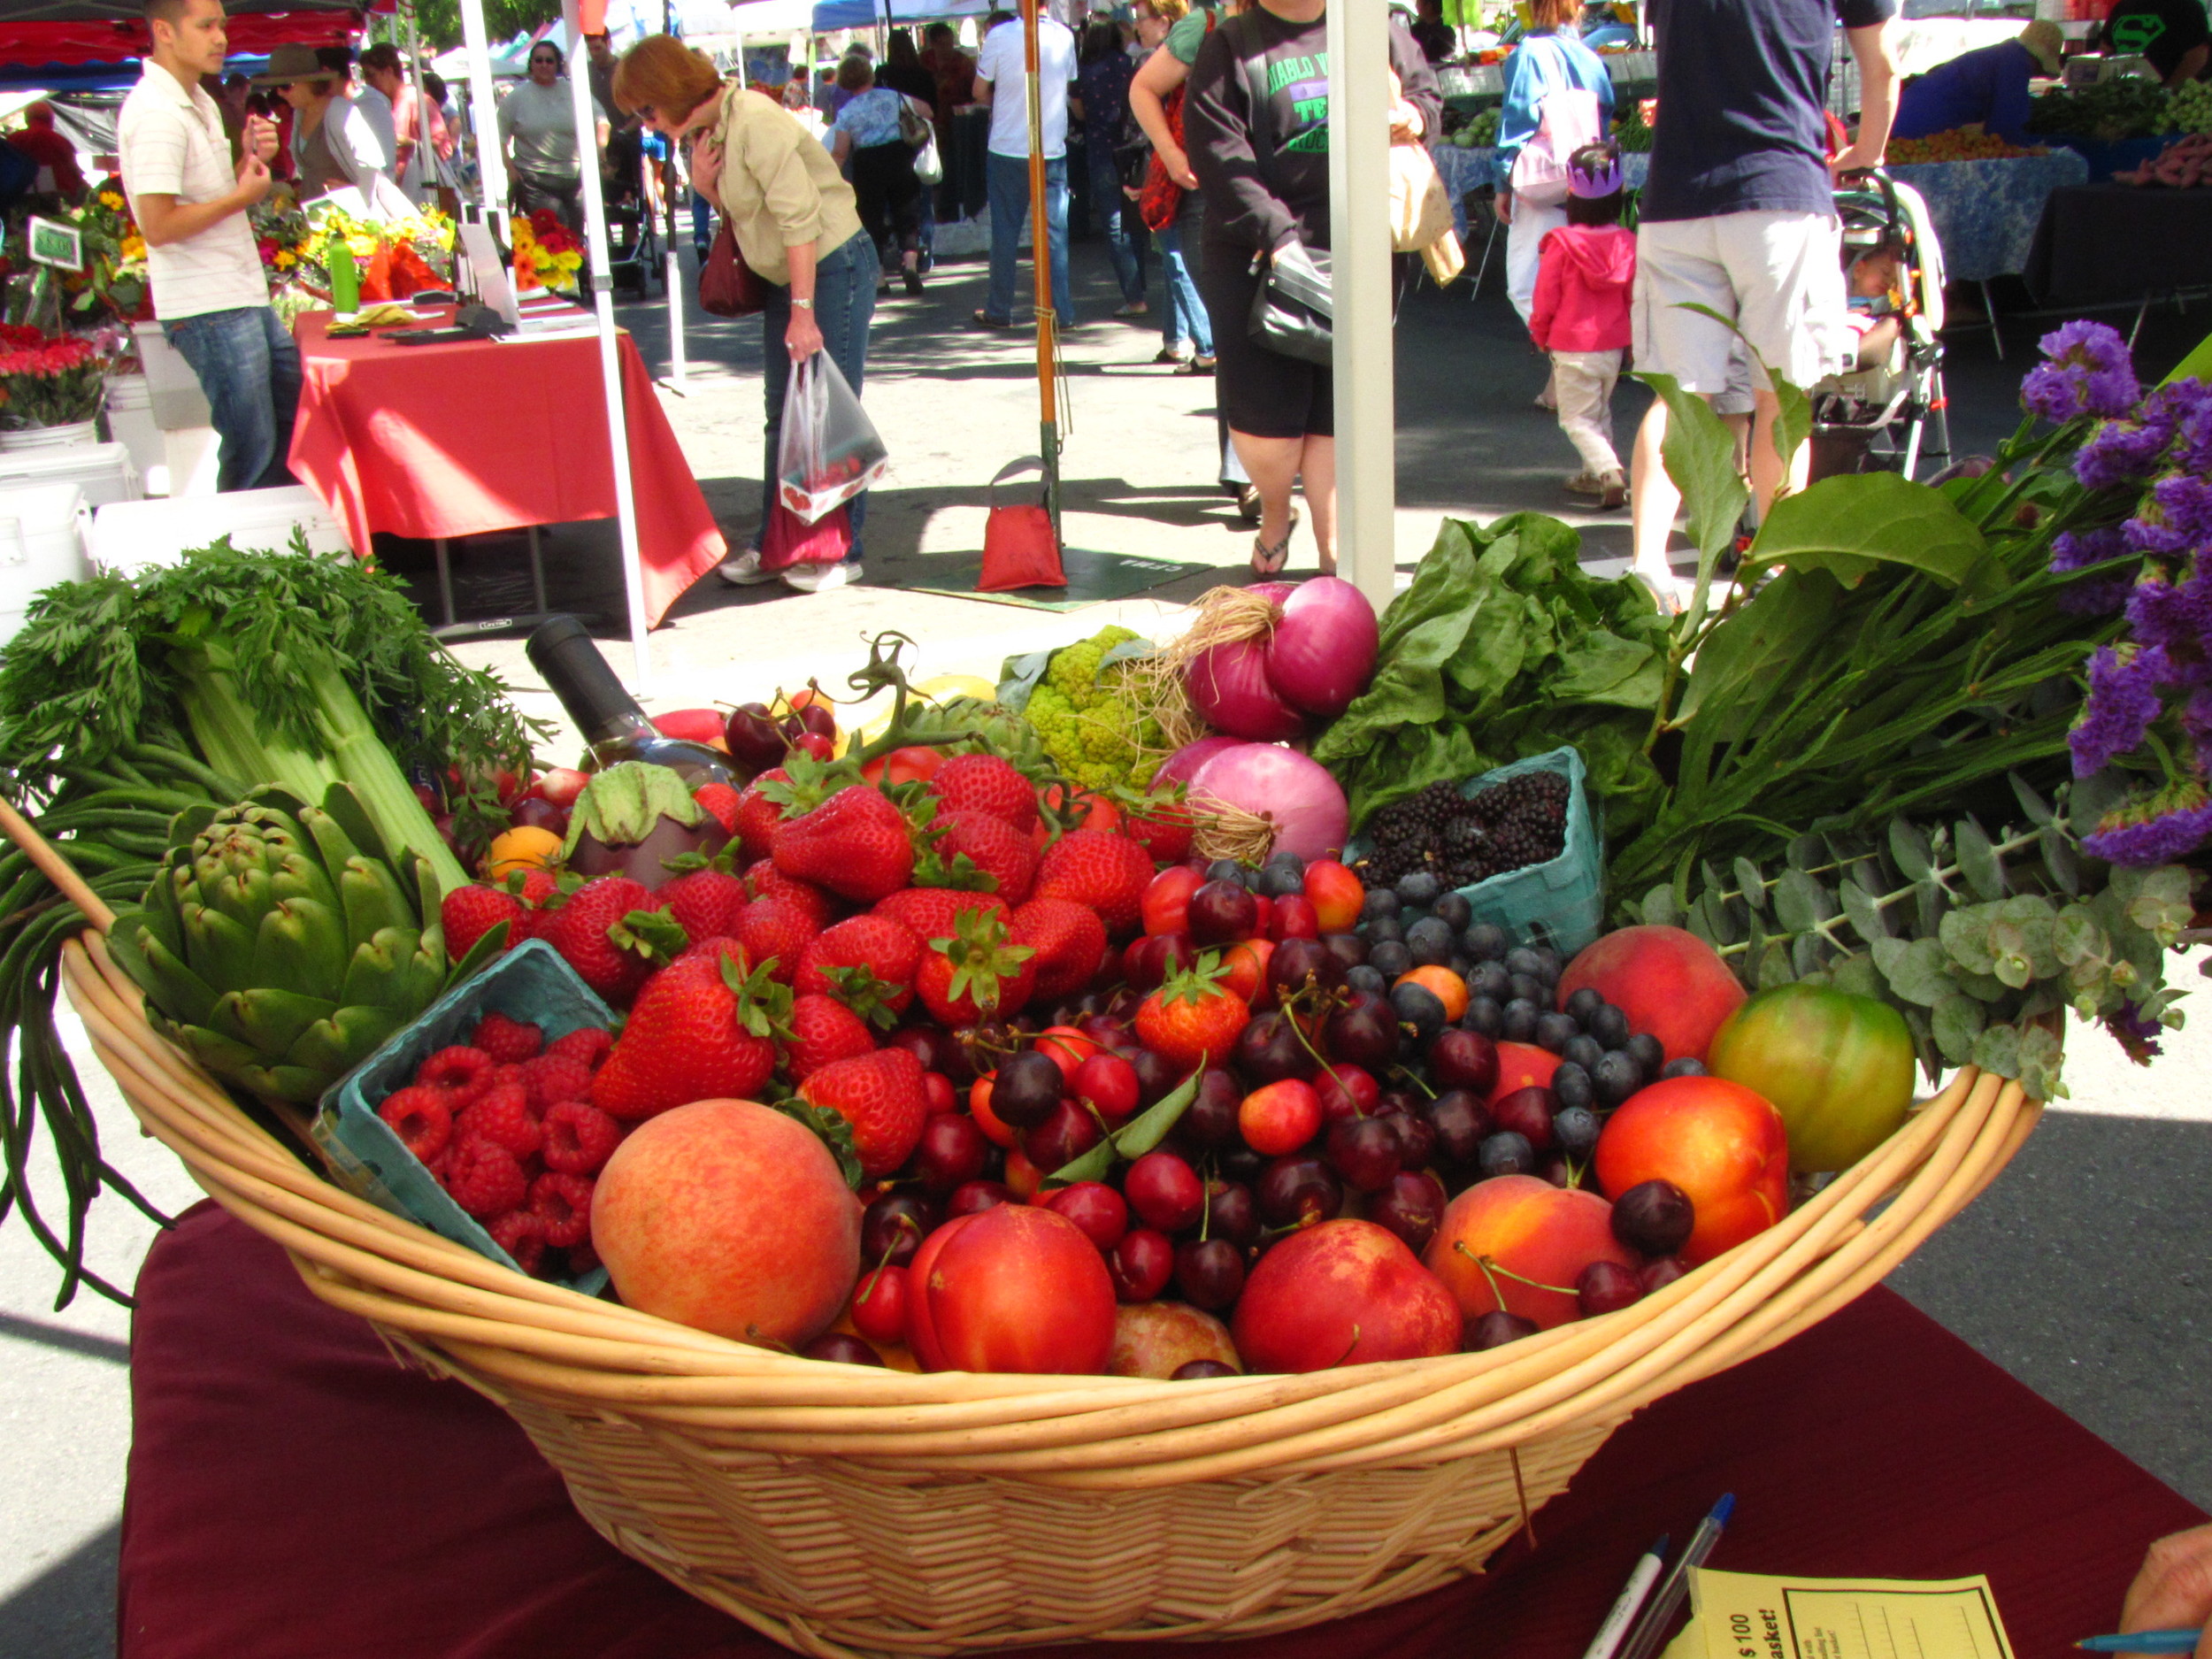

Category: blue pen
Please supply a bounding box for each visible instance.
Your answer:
[2076,1632,2203,1655]
[1617,1494,1736,1659]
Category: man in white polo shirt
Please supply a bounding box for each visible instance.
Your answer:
[972,8,1078,330]
[119,0,296,492]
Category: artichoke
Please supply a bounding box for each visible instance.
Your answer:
[108,783,461,1104]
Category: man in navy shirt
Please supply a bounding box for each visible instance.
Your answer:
[1628,0,1899,599]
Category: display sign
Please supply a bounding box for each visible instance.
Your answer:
[26,216,82,273]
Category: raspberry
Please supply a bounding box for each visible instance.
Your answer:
[565,1235,601,1275]
[456,1082,541,1159]
[473,1011,544,1064]
[529,1171,595,1248]
[541,1101,621,1174]
[547,1025,614,1072]
[491,1063,530,1094]
[415,1046,494,1104]
[487,1208,547,1275]
[378,1085,452,1163]
[445,1137,528,1219]
[522,1054,595,1110]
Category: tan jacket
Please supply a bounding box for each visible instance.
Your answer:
[709,84,863,287]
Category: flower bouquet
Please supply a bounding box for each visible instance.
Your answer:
[0,325,107,430]
[255,196,459,323]
[59,181,151,327]
[511,210,583,296]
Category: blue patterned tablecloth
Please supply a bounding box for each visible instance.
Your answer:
[1870,152,2090,283]
[1433,146,1652,242]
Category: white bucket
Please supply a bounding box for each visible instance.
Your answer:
[0,420,100,452]
[103,373,166,484]
[88,485,353,576]
[134,319,214,432]
[0,439,141,510]
[0,483,91,649]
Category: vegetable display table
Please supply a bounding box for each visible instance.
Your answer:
[2024,182,2212,309]
[118,1200,2205,1659]
[1433,148,1652,244]
[287,308,726,630]
[1887,150,2090,283]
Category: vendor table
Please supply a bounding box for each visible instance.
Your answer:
[118,1201,2205,1659]
[287,308,726,631]
[2024,182,2212,310]
[1888,150,2090,283]
[1434,147,1653,248]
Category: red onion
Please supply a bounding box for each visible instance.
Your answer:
[1266,577,1379,718]
[1190,745,1349,864]
[1155,735,1247,790]
[1186,639,1307,742]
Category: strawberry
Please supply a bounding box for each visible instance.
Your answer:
[923,810,1036,905]
[798,1048,928,1178]
[590,956,789,1122]
[914,908,1037,1027]
[733,767,790,860]
[795,914,923,1020]
[774,784,915,902]
[873,886,1008,941]
[786,993,877,1082]
[542,877,686,1004]
[735,896,818,983]
[748,863,837,928]
[692,780,741,836]
[927,753,1038,832]
[1010,897,1109,1003]
[1135,958,1250,1071]
[511,870,560,941]
[1033,829,1155,936]
[441,885,523,961]
[677,934,750,972]
[1124,794,1194,865]
[657,866,749,943]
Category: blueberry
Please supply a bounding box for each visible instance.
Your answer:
[1532,947,1564,983]
[1395,871,1441,906]
[1592,1049,1641,1106]
[1661,1056,1706,1079]
[1501,997,1540,1043]
[1503,947,1546,981]
[1347,964,1388,996]
[1551,1104,1601,1158]
[1207,858,1247,886]
[1463,923,1509,962]
[1468,961,1512,1002]
[1406,917,1456,967]
[1589,1003,1631,1049]
[1551,1061,1594,1110]
[1258,858,1307,898]
[1625,1032,1665,1080]
[1370,939,1413,979]
[1508,972,1548,1005]
[1463,995,1504,1037]
[1432,891,1472,930]
[1362,888,1402,922]
[1564,987,1605,1025]
[1562,1033,1605,1072]
[1479,1131,1536,1179]
[1448,956,1472,978]
[1534,1011,1579,1054]
[1390,981,1448,1043]
[1364,915,1405,945]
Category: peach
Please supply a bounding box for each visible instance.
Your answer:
[1557,925,1747,1064]
[1426,1175,1639,1330]
[1109,1301,1242,1379]
[1233,1218,1461,1372]
[910,1204,1117,1375]
[1594,1077,1790,1264]
[592,1098,860,1346]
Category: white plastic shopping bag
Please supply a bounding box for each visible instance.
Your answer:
[777,352,889,524]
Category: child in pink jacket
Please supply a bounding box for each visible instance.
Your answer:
[1529,142,1635,510]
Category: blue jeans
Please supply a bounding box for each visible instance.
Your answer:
[763,232,877,564]
[162,305,301,494]
[1088,147,1146,305]
[985,151,1073,326]
[1155,215,1212,357]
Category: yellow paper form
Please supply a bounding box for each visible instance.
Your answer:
[1656,1568,2016,1659]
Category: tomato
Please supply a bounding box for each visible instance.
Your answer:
[1706,984,1916,1174]
[861,745,945,787]
[1043,785,1122,833]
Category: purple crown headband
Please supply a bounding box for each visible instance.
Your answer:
[1569,153,1624,198]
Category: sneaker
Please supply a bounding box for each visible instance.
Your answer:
[1596,471,1629,511]
[1155,346,1193,365]
[782,559,860,594]
[717,547,776,586]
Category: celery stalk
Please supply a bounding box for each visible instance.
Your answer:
[300,656,469,895]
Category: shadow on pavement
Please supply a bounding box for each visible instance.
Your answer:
[0,1523,119,1659]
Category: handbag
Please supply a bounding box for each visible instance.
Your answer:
[1139,10,1216,234]
[978,457,1065,591]
[1507,39,1604,208]
[697,219,768,317]
[1247,240,1333,366]
[760,499,851,572]
[903,96,944,186]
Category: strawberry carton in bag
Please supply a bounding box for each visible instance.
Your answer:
[777,353,888,524]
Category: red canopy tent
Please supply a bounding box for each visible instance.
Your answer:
[0,0,389,69]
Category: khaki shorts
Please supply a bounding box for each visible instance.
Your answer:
[1632,210,1847,398]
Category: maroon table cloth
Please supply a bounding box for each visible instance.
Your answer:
[287,309,726,628]
[119,1201,2204,1659]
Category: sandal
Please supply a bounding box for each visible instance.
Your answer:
[1250,507,1301,576]
[971,310,1012,329]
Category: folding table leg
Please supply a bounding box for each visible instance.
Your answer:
[528,525,548,614]
[433,537,456,626]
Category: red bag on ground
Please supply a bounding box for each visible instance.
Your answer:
[760,499,850,572]
[979,457,1064,591]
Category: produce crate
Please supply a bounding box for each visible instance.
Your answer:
[1347,746,1605,958]
[311,939,614,1295]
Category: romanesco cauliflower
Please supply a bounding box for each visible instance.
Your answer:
[1021,626,1164,794]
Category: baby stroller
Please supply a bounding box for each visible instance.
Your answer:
[1807,170,1951,483]
[603,127,659,298]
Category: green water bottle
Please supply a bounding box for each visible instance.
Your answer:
[329,242,358,314]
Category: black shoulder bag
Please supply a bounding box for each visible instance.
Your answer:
[1231,17,1333,367]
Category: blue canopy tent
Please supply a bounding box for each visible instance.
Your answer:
[808,0,979,29]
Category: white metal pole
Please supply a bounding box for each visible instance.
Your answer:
[1327,0,1395,611]
[561,0,656,687]
[403,3,436,203]
[459,0,510,223]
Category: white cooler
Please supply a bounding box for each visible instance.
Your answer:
[88,485,354,575]
[0,483,91,647]
[0,438,142,510]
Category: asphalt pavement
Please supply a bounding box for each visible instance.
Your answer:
[3,236,2207,1659]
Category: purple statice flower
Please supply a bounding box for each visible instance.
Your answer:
[2101,1001,2165,1064]
[2023,320,2141,422]
[2050,524,2132,572]
[2074,418,2172,490]
[2070,642,2170,777]
[2184,687,2212,752]
[2083,780,2212,864]
[2059,575,2138,617]
[2122,564,2212,677]
[2174,391,2212,475]
[2119,475,2212,557]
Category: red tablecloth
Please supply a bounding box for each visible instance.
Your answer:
[119,1202,2204,1659]
[287,310,726,628]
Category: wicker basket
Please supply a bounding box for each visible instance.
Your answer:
[41,821,2041,1658]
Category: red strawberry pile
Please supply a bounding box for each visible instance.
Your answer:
[376,1011,619,1280]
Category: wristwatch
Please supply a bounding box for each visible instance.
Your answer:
[793,297,815,310]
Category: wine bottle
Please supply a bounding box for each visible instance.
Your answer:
[526,616,735,787]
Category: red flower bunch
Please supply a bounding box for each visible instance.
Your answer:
[0,334,97,379]
[0,327,108,428]
[527,208,582,257]
[0,323,45,350]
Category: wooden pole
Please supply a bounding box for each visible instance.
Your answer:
[1021,0,1060,536]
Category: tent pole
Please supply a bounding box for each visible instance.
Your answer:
[664,0,687,387]
[458,0,509,224]
[1325,0,1394,611]
[561,0,655,688]
[1020,0,1057,536]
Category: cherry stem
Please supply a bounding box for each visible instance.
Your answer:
[1455,1242,1575,1298]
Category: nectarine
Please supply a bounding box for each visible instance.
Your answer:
[910,1204,1117,1375]
[1425,1175,1639,1330]
[1233,1218,1461,1371]
[1557,926,1747,1064]
[1594,1077,1789,1264]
